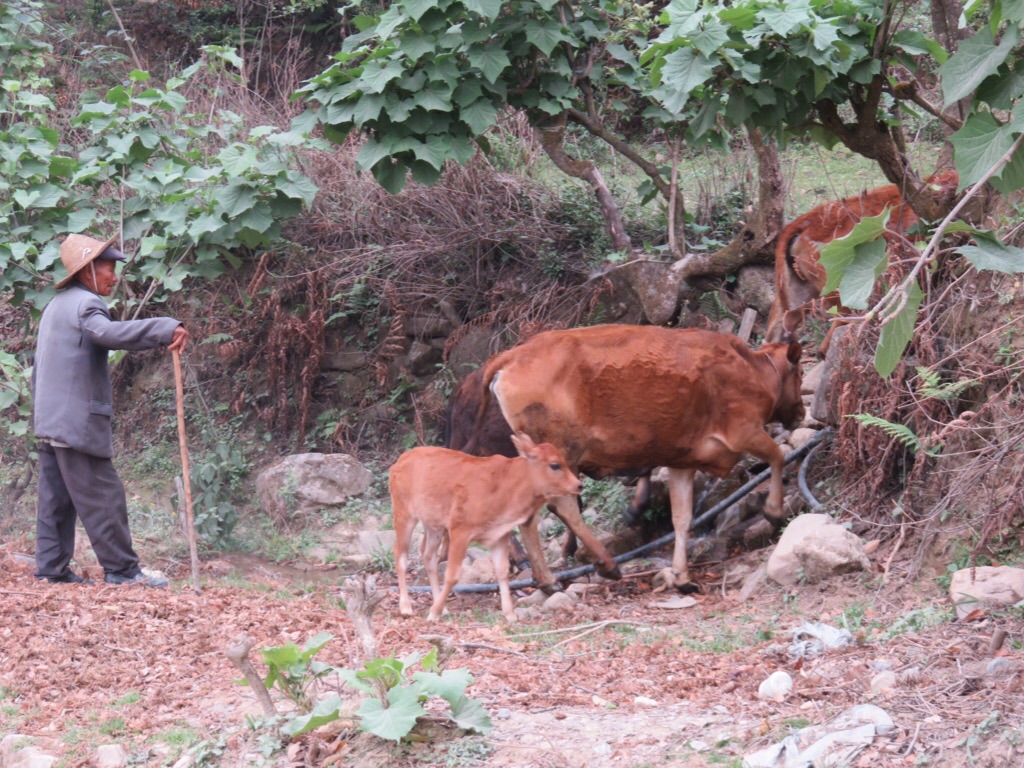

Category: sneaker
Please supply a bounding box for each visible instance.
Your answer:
[36,571,92,585]
[104,572,169,588]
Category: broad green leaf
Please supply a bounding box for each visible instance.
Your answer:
[820,211,890,295]
[352,93,386,125]
[372,156,409,194]
[218,183,258,217]
[235,201,275,235]
[412,668,473,704]
[956,239,1024,273]
[401,0,434,23]
[939,25,1018,107]
[875,282,923,378]
[809,22,840,51]
[524,18,569,57]
[357,687,425,741]
[468,45,511,83]
[690,19,730,59]
[461,98,499,134]
[278,173,319,207]
[281,695,342,737]
[463,0,503,19]
[949,111,1016,189]
[659,48,716,113]
[838,239,887,310]
[758,0,812,36]
[892,30,949,63]
[361,60,407,94]
[447,693,493,734]
[13,184,64,209]
[301,634,334,658]
[67,208,98,233]
[410,159,443,185]
[218,144,258,175]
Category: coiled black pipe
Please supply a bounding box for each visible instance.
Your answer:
[408,426,833,594]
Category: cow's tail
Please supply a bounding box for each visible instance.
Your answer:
[463,359,501,456]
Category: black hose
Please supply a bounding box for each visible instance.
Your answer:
[408,427,834,594]
[798,440,825,510]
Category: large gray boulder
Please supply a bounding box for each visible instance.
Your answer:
[255,453,372,525]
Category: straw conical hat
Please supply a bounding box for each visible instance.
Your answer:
[55,233,120,289]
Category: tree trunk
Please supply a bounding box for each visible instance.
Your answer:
[534,111,633,254]
[674,128,784,280]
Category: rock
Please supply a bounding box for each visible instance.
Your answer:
[766,514,831,586]
[95,744,129,768]
[810,326,848,425]
[255,453,372,525]
[788,428,818,452]
[357,530,396,559]
[738,563,768,601]
[948,566,1024,619]
[612,260,685,326]
[793,525,871,584]
[0,735,58,768]
[801,360,826,395]
[757,670,793,701]
[870,671,897,695]
[405,339,443,376]
[767,513,870,586]
[458,556,498,585]
[541,590,577,613]
[735,265,775,317]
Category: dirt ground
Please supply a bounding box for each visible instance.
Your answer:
[1,536,1023,768]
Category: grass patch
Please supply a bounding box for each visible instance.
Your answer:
[112,691,141,707]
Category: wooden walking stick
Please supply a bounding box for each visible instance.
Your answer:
[172,349,202,594]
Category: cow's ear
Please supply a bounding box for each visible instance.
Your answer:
[787,339,802,365]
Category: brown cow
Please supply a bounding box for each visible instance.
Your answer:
[765,169,959,353]
[447,367,653,552]
[391,433,581,622]
[472,325,804,591]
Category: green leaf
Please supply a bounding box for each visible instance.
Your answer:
[463,0,503,19]
[524,18,569,57]
[819,211,890,295]
[372,157,409,194]
[361,59,407,95]
[875,281,923,378]
[658,48,716,113]
[412,668,472,704]
[278,173,319,207]
[461,98,498,134]
[13,184,64,209]
[838,239,887,310]
[447,693,493,734]
[848,413,923,454]
[939,25,1018,107]
[281,694,342,737]
[468,45,511,83]
[949,111,1016,189]
[357,687,425,741]
[218,183,258,217]
[956,240,1024,273]
[690,19,730,59]
[301,631,334,660]
[758,0,812,36]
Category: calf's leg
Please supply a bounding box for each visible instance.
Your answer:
[490,534,518,623]
[393,500,416,617]
[548,494,621,581]
[742,431,787,522]
[428,529,471,621]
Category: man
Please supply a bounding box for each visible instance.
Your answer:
[32,233,190,587]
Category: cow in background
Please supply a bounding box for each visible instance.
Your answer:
[470,325,804,593]
[766,169,959,354]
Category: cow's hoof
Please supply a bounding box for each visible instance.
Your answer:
[653,567,698,593]
[538,581,564,596]
[596,563,622,581]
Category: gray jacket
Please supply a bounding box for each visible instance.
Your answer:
[33,283,181,458]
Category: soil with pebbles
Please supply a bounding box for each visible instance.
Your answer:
[1,539,1022,768]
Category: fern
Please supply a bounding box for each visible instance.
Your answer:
[915,366,977,401]
[849,413,924,454]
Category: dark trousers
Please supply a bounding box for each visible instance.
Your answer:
[35,443,141,579]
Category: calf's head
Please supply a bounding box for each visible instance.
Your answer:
[511,432,582,499]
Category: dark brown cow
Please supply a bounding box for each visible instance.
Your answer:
[471,325,805,591]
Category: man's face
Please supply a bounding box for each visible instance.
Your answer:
[84,258,119,296]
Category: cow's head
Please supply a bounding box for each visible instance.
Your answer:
[766,339,805,429]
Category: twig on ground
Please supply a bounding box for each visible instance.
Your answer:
[225,635,278,719]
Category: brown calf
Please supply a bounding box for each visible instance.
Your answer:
[391,433,581,622]
[474,325,805,592]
